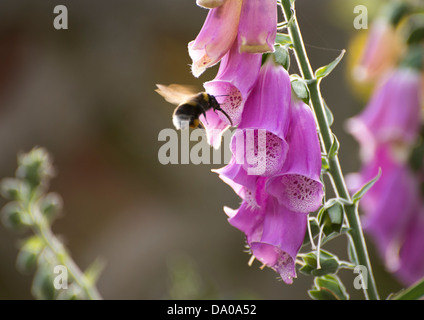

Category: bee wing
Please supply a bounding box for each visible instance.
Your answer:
[155,84,198,105]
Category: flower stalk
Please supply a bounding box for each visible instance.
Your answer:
[28,201,102,300]
[280,0,379,300]
[0,148,102,300]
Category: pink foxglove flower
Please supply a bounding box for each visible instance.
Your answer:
[189,0,277,77]
[267,99,324,214]
[353,19,401,83]
[347,146,421,276]
[346,68,422,161]
[396,212,424,286]
[221,176,307,284]
[250,197,307,284]
[238,0,277,53]
[213,58,323,284]
[230,57,292,176]
[189,0,243,77]
[201,39,262,148]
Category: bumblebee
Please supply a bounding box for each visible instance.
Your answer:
[155,84,233,130]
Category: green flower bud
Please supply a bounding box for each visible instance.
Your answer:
[39,193,63,222]
[1,202,31,230]
[0,178,30,201]
[16,236,45,274]
[16,148,54,190]
[31,266,56,300]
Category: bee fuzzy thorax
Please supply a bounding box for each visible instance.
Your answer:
[155,84,233,130]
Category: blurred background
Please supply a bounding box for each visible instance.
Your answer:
[0,0,403,299]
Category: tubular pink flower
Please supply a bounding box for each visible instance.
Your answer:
[202,39,262,148]
[238,0,277,53]
[396,212,424,286]
[267,99,324,214]
[213,156,258,202]
[223,178,268,244]
[353,19,401,83]
[188,0,243,77]
[230,57,292,176]
[223,186,306,284]
[347,146,420,273]
[250,197,307,284]
[346,68,422,161]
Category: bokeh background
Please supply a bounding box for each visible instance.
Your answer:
[0,0,403,299]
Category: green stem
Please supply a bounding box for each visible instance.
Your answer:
[280,0,379,300]
[28,202,102,300]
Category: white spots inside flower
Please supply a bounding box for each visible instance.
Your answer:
[254,246,294,284]
[244,188,259,209]
[280,174,322,213]
[243,131,284,176]
[219,86,243,125]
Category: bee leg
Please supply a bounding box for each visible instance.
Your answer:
[201,111,209,125]
[215,107,233,126]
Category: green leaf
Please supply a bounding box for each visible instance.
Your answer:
[275,33,292,47]
[309,275,349,300]
[291,78,310,103]
[273,44,290,70]
[352,168,382,204]
[300,250,340,277]
[323,100,334,127]
[308,289,338,300]
[321,156,329,172]
[318,200,344,236]
[328,134,340,158]
[392,276,424,300]
[315,49,346,80]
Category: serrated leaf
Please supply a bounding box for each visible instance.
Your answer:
[352,168,381,204]
[315,50,346,80]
